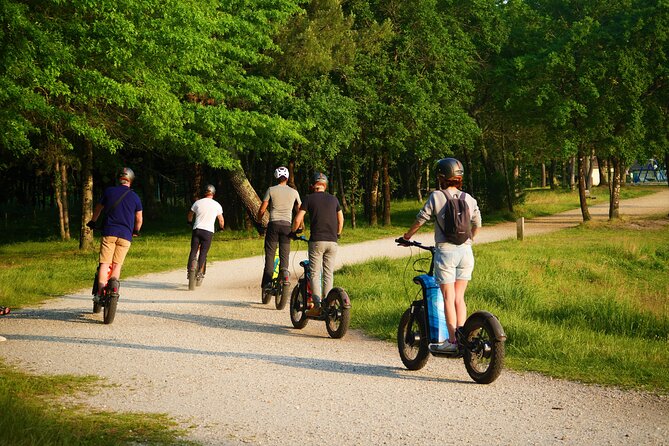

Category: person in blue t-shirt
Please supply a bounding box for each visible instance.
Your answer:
[87,167,143,301]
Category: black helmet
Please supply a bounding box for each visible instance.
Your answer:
[436,158,464,180]
[312,172,328,186]
[118,167,135,183]
[204,184,216,195]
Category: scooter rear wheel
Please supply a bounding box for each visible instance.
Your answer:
[397,307,429,370]
[462,312,505,384]
[289,284,308,329]
[188,259,197,291]
[103,296,118,325]
[324,288,350,339]
[276,281,290,310]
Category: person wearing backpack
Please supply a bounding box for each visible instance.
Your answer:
[400,157,482,353]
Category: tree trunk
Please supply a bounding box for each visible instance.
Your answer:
[142,153,158,213]
[288,159,296,189]
[608,156,621,219]
[541,162,546,188]
[501,138,514,213]
[60,161,70,239]
[549,159,557,189]
[415,158,423,202]
[463,146,474,194]
[597,156,609,186]
[369,155,379,226]
[227,164,268,232]
[569,156,576,191]
[54,159,67,240]
[577,150,591,222]
[336,156,348,213]
[585,149,595,190]
[382,152,391,226]
[191,163,203,203]
[79,141,94,250]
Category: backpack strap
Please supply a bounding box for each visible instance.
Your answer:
[99,188,132,221]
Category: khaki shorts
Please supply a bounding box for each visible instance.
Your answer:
[99,236,131,265]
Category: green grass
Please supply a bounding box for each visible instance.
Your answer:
[0,362,193,446]
[337,216,669,393]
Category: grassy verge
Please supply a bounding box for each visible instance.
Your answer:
[337,215,669,392]
[0,362,193,446]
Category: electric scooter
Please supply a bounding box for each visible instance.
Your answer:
[289,235,351,339]
[395,238,506,384]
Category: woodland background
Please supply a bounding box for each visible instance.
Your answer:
[1,0,667,249]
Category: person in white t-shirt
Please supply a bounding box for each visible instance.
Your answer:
[187,184,224,281]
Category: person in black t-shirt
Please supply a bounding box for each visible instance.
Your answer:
[291,172,344,317]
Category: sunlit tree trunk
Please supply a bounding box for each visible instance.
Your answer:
[60,160,70,239]
[227,164,267,231]
[577,149,591,222]
[382,153,391,226]
[79,141,94,250]
[608,156,621,219]
[415,158,423,202]
[369,154,379,226]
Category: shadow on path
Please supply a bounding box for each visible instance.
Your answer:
[8,333,469,385]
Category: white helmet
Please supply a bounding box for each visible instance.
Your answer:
[274,166,289,180]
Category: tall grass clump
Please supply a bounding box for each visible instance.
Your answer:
[338,217,669,392]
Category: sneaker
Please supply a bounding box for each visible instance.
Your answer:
[305,305,322,317]
[430,340,458,353]
[92,293,102,303]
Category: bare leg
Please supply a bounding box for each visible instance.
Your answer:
[454,279,469,329]
[440,282,457,341]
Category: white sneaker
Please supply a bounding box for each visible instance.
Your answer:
[430,340,458,353]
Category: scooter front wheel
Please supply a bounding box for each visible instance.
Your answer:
[461,312,505,384]
[289,284,309,329]
[397,307,429,370]
[324,288,350,339]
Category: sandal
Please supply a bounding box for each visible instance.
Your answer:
[0,306,10,316]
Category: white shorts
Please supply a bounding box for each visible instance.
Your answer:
[434,243,474,284]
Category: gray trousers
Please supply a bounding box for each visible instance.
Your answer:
[308,241,338,304]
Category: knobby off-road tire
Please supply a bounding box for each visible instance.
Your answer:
[462,312,505,384]
[262,286,273,304]
[324,288,350,339]
[397,307,429,371]
[188,259,197,291]
[103,296,118,325]
[276,282,290,310]
[289,284,308,329]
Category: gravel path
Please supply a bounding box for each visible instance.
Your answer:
[1,189,668,445]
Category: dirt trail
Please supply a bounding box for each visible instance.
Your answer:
[1,188,668,445]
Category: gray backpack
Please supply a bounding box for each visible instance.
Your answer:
[436,190,471,245]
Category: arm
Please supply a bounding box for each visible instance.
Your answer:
[134,210,143,235]
[217,214,225,230]
[337,210,344,236]
[292,209,306,233]
[257,200,269,222]
[187,210,194,224]
[403,219,423,240]
[471,226,479,240]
